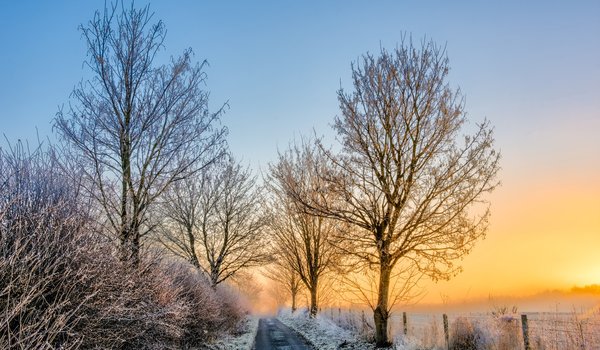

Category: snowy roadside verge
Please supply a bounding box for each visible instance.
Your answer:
[277,309,424,350]
[277,309,377,350]
[201,315,259,350]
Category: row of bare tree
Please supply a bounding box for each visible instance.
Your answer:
[51,1,271,291]
[46,1,500,348]
[262,37,501,347]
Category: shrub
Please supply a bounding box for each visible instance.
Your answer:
[0,144,87,349]
[449,317,488,350]
[495,316,520,350]
[74,247,246,349]
[72,250,187,349]
[215,284,247,334]
[159,262,241,347]
[0,144,246,349]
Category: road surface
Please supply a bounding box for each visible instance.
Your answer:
[253,318,313,350]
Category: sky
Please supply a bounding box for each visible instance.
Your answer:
[0,1,599,306]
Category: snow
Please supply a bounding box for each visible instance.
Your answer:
[277,309,374,349]
[277,308,426,350]
[201,315,259,350]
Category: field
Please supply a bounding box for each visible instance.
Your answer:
[320,307,600,349]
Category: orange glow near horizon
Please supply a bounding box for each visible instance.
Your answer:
[415,125,600,305]
[252,172,600,312]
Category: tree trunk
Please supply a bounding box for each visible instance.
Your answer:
[374,262,392,347]
[210,265,219,287]
[119,229,129,262]
[131,231,140,267]
[119,123,133,263]
[291,289,297,313]
[309,282,318,318]
[122,217,141,266]
[187,225,201,269]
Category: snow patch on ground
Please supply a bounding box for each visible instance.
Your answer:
[278,309,376,349]
[278,309,424,350]
[201,315,259,350]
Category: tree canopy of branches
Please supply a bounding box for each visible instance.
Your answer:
[55,2,227,264]
[158,158,268,286]
[278,38,500,346]
[269,141,340,318]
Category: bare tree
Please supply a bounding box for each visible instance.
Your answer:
[279,38,500,346]
[269,140,340,318]
[155,174,209,270]
[158,158,268,286]
[55,2,227,264]
[266,280,289,312]
[262,257,302,313]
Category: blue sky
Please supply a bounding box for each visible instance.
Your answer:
[0,1,598,172]
[1,1,600,298]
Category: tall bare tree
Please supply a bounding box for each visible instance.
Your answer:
[279,38,500,346]
[55,2,227,264]
[269,141,340,318]
[158,158,268,286]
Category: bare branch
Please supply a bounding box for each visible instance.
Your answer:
[55,3,227,264]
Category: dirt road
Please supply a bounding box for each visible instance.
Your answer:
[253,318,313,350]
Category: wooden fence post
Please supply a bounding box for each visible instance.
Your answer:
[521,314,530,350]
[443,313,449,350]
[361,310,366,335]
[403,312,408,335]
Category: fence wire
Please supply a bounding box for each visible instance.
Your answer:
[319,308,600,350]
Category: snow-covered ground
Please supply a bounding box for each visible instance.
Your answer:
[201,315,259,350]
[278,309,409,349]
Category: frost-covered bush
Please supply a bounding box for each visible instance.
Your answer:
[449,317,489,350]
[0,144,246,349]
[159,262,246,347]
[72,251,191,349]
[74,252,246,349]
[0,144,87,349]
[494,316,520,350]
[216,284,248,334]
